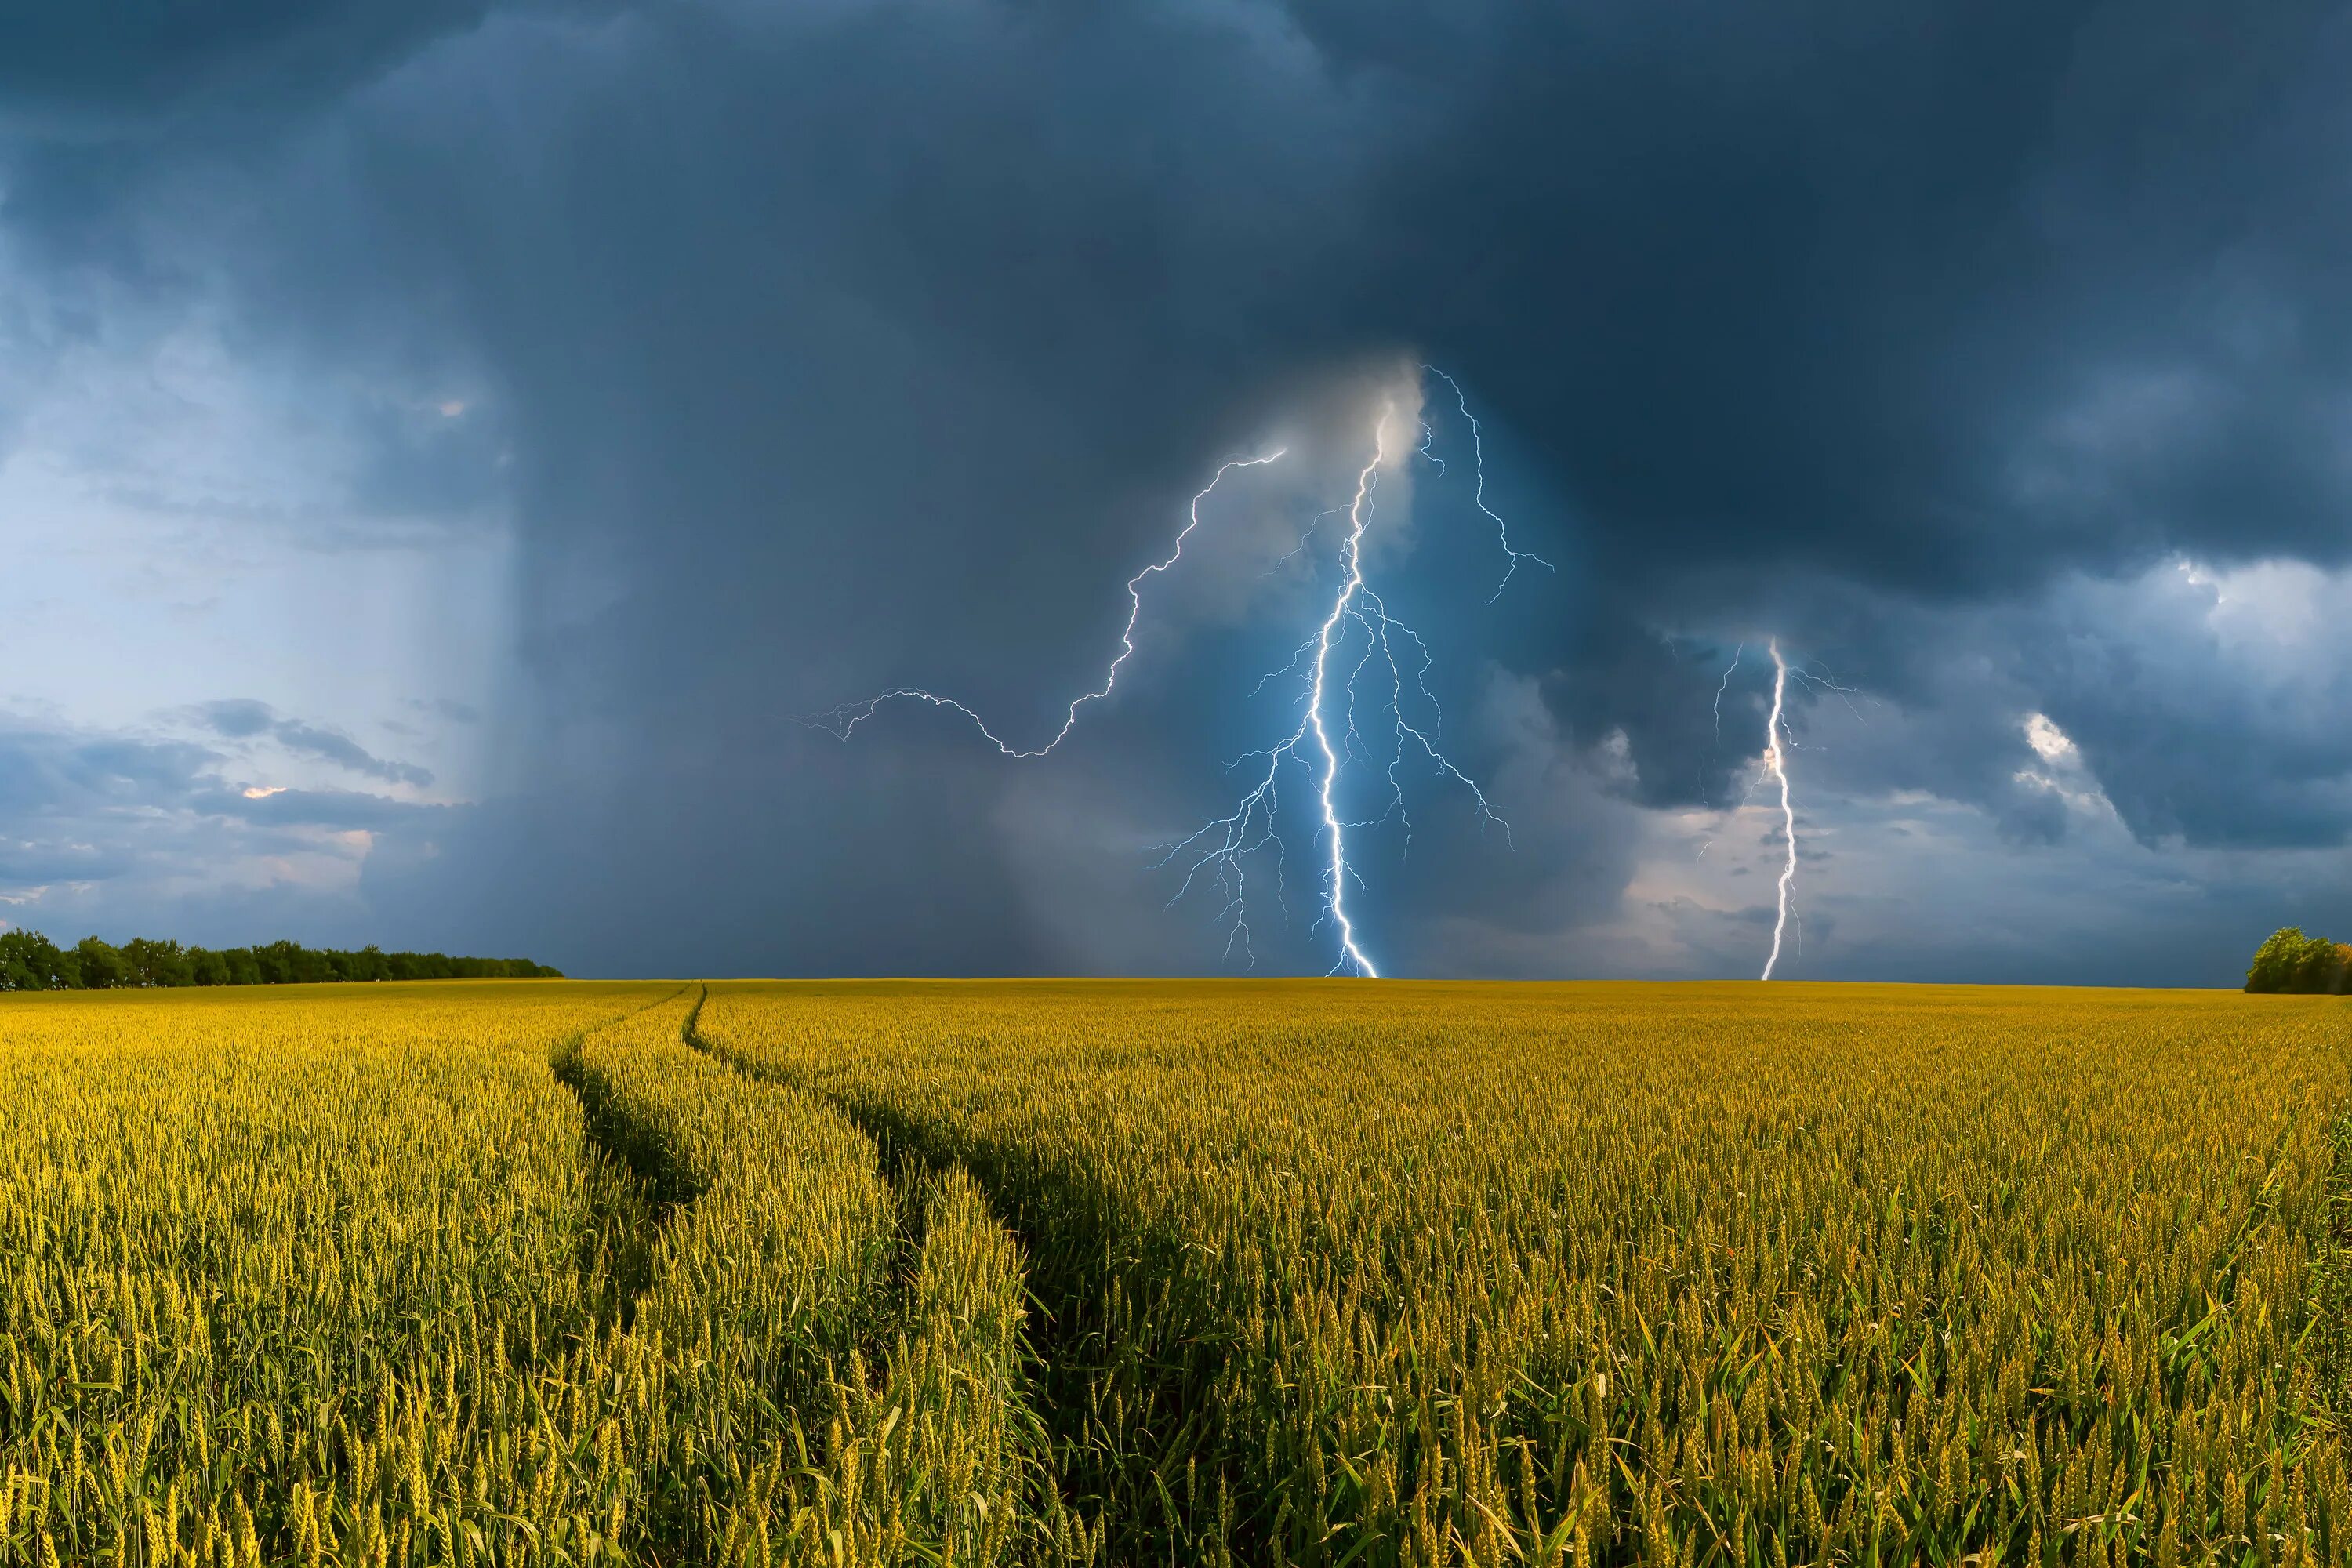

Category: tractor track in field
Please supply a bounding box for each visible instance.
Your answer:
[564,985,1080,1560]
[680,1000,1233,1563]
[549,985,697,1331]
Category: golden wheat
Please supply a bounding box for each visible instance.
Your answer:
[0,981,668,1566]
[701,980,2352,1568]
[0,982,1040,1567]
[5,978,2346,1566]
[561,989,1038,1566]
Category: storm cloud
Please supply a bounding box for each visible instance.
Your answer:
[194,699,434,786]
[6,0,2351,980]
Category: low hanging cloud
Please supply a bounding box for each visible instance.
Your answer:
[192,699,433,787]
[0,710,457,945]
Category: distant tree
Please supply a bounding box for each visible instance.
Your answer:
[0,928,558,991]
[2292,931,2344,993]
[121,937,192,989]
[2246,928,2303,992]
[73,937,128,990]
[2245,927,2352,994]
[0,930,72,991]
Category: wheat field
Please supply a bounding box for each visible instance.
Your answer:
[1,979,2345,1566]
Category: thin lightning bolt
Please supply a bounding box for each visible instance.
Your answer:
[1711,642,1743,742]
[1421,365,1555,604]
[1694,641,1745,859]
[1760,638,1798,981]
[806,451,1286,754]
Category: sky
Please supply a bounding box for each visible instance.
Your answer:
[5,0,2352,984]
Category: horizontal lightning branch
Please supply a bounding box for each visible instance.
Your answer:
[804,451,1287,755]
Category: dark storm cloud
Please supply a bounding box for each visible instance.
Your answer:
[270,723,430,787]
[1834,569,2352,853]
[0,725,216,820]
[193,699,432,786]
[9,0,2352,975]
[0,838,131,884]
[346,397,508,520]
[0,715,448,950]
[194,699,277,739]
[0,720,433,837]
[1377,2,2352,583]
[193,785,445,831]
[0,721,279,884]
[0,0,488,127]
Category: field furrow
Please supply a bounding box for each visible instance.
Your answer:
[561,985,1051,1566]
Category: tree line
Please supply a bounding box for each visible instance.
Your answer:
[0,930,561,992]
[2242,927,2352,993]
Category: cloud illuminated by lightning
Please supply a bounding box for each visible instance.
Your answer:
[1152,394,1522,975]
[810,367,1529,976]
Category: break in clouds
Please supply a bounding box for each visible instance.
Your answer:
[5,0,2352,982]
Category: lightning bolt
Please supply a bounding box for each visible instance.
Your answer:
[816,368,1523,977]
[1157,390,1526,975]
[1759,638,1798,981]
[807,451,1286,754]
[1421,365,1555,604]
[1305,439,1385,975]
[1714,640,1856,971]
[1693,641,1745,858]
[1711,642,1744,742]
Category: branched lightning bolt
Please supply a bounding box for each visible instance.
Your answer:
[804,451,1286,754]
[1151,425,1393,975]
[1694,641,1744,859]
[1152,399,1512,975]
[1421,365,1555,604]
[818,368,1526,976]
[1759,638,1798,981]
